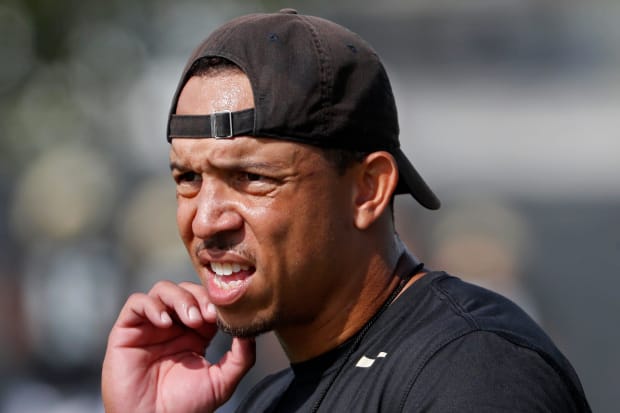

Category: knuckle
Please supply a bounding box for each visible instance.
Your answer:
[148,280,178,296]
[126,291,147,303]
[180,283,210,306]
[178,281,198,290]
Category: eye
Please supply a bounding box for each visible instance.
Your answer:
[172,170,202,197]
[234,170,278,195]
[174,171,200,184]
[245,172,263,182]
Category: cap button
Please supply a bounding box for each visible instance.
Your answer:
[279,8,298,14]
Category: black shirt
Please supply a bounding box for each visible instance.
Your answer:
[236,271,591,412]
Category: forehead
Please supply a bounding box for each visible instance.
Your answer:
[169,135,314,169]
[176,72,254,116]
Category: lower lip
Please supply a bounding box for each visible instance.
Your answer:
[206,270,254,306]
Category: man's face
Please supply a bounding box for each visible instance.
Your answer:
[170,72,359,336]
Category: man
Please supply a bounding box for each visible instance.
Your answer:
[102,9,590,412]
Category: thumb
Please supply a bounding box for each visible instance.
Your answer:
[209,337,256,401]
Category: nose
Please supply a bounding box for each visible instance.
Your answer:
[192,177,243,245]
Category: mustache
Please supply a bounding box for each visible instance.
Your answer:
[194,235,255,262]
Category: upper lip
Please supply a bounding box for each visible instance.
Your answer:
[196,248,253,268]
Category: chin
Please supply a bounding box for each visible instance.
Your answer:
[216,315,276,338]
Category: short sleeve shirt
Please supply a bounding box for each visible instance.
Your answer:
[236,272,591,412]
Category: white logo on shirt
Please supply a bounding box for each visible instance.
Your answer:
[355,351,387,368]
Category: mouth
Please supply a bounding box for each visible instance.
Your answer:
[206,261,256,305]
[210,262,253,288]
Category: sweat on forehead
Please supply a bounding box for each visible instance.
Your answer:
[176,72,254,117]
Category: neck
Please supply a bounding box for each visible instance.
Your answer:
[276,239,411,363]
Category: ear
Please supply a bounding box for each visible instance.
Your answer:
[352,151,399,230]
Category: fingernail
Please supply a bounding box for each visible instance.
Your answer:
[188,306,201,322]
[206,303,217,317]
[161,311,172,324]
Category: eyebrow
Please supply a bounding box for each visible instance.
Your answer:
[169,159,290,173]
[169,161,188,172]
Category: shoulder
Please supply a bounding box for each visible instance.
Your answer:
[402,330,590,412]
[390,272,590,412]
[400,271,570,360]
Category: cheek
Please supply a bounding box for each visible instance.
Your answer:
[275,193,332,252]
[243,203,299,267]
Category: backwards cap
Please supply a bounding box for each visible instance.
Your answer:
[167,8,440,210]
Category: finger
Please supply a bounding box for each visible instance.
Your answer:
[148,280,204,328]
[210,337,256,401]
[178,282,219,342]
[179,281,218,323]
[116,291,175,329]
[229,337,256,372]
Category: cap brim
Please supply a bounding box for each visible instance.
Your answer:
[393,149,441,210]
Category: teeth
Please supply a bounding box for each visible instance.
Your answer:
[210,262,250,276]
[213,277,243,290]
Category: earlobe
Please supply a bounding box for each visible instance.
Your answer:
[353,152,399,230]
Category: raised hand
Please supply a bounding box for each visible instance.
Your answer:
[102,281,255,413]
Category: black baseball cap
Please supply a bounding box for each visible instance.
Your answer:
[167,9,440,210]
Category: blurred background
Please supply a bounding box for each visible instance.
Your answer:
[0,0,618,411]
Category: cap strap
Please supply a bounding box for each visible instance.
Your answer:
[168,108,255,141]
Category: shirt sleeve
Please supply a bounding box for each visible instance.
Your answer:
[402,331,587,413]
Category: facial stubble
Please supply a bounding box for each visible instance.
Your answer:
[216,312,277,338]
